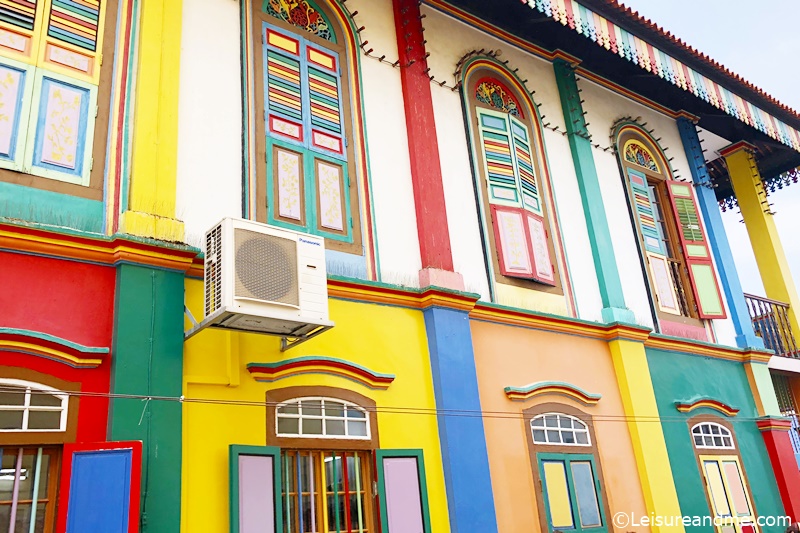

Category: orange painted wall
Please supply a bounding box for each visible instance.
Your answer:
[470,319,650,533]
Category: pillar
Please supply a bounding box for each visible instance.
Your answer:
[109,264,185,532]
[609,339,685,533]
[677,119,764,349]
[743,362,782,417]
[756,417,800,521]
[423,306,498,533]
[720,142,800,335]
[119,0,185,242]
[392,0,463,290]
[553,59,635,324]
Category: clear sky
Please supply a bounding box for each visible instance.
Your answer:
[619,0,800,297]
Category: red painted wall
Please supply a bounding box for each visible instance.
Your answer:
[0,251,116,442]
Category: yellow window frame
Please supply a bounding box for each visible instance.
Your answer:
[698,455,757,533]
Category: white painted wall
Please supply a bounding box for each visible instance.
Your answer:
[176,0,243,249]
[348,0,422,287]
[422,5,603,318]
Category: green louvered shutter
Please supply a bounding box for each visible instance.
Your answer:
[667,182,726,319]
[509,114,542,215]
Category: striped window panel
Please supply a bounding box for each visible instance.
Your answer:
[47,0,101,52]
[627,168,666,255]
[0,0,36,31]
[267,49,303,123]
[308,65,341,134]
[510,115,541,214]
[478,110,519,205]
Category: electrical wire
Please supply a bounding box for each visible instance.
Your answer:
[0,386,780,424]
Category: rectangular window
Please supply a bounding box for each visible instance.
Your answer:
[376,449,431,533]
[699,455,756,533]
[281,450,373,533]
[537,453,606,533]
[0,447,59,533]
[0,0,107,186]
[263,23,352,243]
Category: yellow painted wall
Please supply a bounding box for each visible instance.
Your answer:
[181,279,450,533]
[470,320,650,533]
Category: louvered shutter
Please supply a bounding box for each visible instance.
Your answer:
[667,182,727,319]
[510,114,542,215]
[477,109,520,206]
[492,205,534,278]
[627,169,681,314]
[265,27,304,144]
[526,211,555,285]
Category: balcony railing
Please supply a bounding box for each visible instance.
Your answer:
[745,293,799,358]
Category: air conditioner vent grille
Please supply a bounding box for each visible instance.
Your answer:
[204,223,223,315]
[234,228,299,306]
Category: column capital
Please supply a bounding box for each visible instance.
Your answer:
[719,140,757,159]
[756,415,794,432]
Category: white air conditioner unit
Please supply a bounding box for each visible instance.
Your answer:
[184,218,334,349]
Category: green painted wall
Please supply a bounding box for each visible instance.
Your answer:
[109,264,184,532]
[646,348,785,532]
[0,182,104,233]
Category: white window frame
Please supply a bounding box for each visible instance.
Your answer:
[276,396,371,440]
[691,422,735,450]
[531,412,592,447]
[0,378,68,432]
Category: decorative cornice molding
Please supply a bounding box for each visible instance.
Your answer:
[246,356,395,390]
[675,396,739,417]
[645,334,772,364]
[0,223,200,273]
[755,416,793,432]
[0,328,108,368]
[504,381,602,405]
[327,277,480,312]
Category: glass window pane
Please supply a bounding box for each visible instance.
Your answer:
[36,455,50,500]
[546,430,561,443]
[301,400,322,417]
[545,416,559,428]
[559,417,572,428]
[347,420,367,437]
[0,450,19,501]
[15,452,37,501]
[704,461,731,517]
[532,417,545,428]
[0,505,9,533]
[532,429,547,443]
[694,435,704,446]
[562,431,575,444]
[576,432,589,445]
[346,408,365,419]
[723,462,751,516]
[278,417,299,435]
[27,411,61,430]
[302,418,323,435]
[326,419,345,436]
[0,411,23,430]
[0,389,25,406]
[12,502,32,532]
[279,403,299,415]
[324,402,344,418]
[571,461,602,527]
[542,461,574,529]
[29,393,61,408]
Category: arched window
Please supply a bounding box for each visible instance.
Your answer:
[463,63,562,294]
[0,379,67,432]
[688,418,757,531]
[275,396,369,439]
[691,421,734,450]
[253,0,362,255]
[531,412,591,446]
[616,126,726,329]
[524,405,608,533]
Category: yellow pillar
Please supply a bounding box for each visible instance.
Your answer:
[610,339,684,533]
[118,0,185,242]
[721,141,800,334]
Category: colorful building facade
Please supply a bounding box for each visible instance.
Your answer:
[2,0,800,532]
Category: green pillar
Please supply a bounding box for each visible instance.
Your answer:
[553,59,634,324]
[109,263,184,532]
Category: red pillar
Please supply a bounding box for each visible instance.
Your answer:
[392,0,463,290]
[757,417,800,521]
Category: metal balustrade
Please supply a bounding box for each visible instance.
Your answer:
[745,293,799,358]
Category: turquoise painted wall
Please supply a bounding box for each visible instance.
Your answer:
[646,348,785,532]
[0,182,104,233]
[109,264,184,532]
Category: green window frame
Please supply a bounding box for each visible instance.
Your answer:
[537,452,606,533]
[375,449,432,533]
[229,445,283,533]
